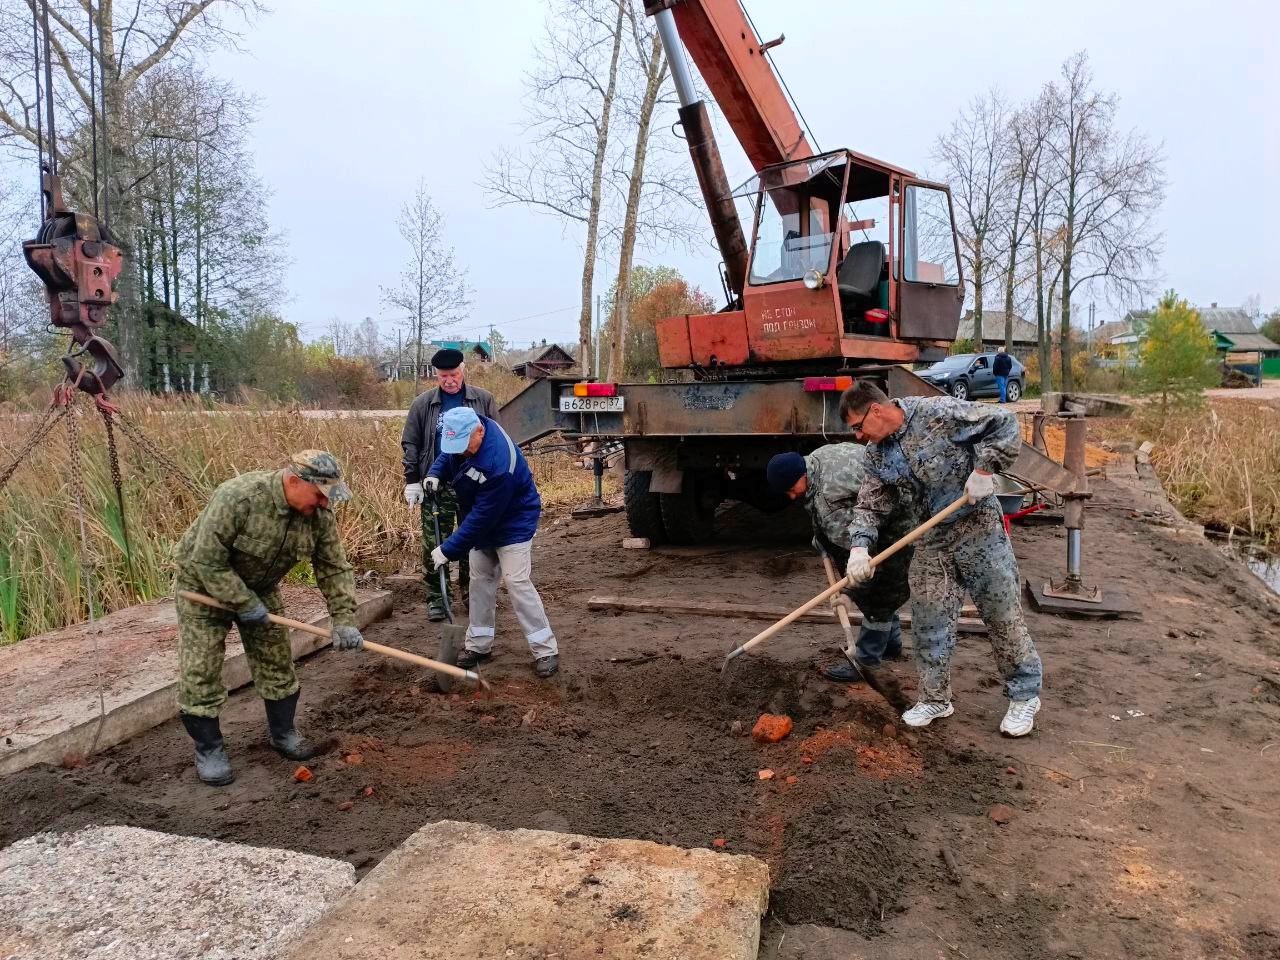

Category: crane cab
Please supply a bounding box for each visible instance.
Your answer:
[657,148,964,372]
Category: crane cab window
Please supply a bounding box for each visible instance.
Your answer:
[748,190,834,285]
[902,185,960,286]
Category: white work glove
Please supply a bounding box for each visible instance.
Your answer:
[845,546,873,586]
[332,625,364,651]
[430,545,448,568]
[404,482,424,507]
[964,469,996,504]
[424,476,441,494]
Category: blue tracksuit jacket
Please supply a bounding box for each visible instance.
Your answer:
[427,417,542,559]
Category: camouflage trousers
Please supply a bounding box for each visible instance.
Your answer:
[421,488,468,609]
[175,583,298,718]
[909,501,1042,704]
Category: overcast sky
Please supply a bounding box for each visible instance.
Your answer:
[211,0,1274,346]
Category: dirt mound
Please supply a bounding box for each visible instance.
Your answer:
[0,653,1008,932]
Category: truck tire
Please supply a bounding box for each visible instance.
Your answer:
[624,470,667,544]
[659,472,719,545]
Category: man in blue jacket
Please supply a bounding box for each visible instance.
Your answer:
[426,407,560,678]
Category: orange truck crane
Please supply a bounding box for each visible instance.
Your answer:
[503,0,1066,543]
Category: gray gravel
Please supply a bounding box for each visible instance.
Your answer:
[0,825,355,960]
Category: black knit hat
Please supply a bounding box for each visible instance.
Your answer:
[766,452,807,493]
[431,347,465,370]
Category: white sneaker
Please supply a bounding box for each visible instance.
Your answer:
[901,701,954,728]
[1000,697,1041,737]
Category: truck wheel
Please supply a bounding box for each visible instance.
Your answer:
[624,470,667,544]
[659,472,719,545]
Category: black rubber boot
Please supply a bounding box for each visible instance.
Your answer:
[179,712,235,786]
[821,652,865,683]
[427,601,448,623]
[264,690,317,761]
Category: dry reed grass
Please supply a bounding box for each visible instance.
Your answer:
[1103,400,1280,545]
[0,385,603,644]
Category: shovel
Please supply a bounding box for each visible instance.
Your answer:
[720,495,969,677]
[818,553,909,713]
[427,490,468,693]
[177,590,489,690]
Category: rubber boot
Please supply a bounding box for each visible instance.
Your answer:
[179,712,235,786]
[264,690,317,761]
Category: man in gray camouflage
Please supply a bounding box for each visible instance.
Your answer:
[765,446,916,683]
[838,382,1043,737]
[173,450,364,786]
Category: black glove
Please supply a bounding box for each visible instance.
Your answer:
[236,600,270,628]
[332,625,364,651]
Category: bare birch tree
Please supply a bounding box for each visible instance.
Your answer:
[381,180,471,381]
[994,105,1043,351]
[1043,52,1165,391]
[932,89,1010,346]
[484,0,628,377]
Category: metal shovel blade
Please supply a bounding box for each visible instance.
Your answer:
[435,623,466,693]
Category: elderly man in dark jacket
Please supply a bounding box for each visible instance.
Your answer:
[427,407,560,678]
[401,347,500,621]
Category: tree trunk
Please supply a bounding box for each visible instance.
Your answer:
[607,34,664,382]
[973,247,984,348]
[1002,181,1027,352]
[577,0,627,377]
[1034,228,1051,394]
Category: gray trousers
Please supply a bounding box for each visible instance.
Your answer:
[465,540,558,659]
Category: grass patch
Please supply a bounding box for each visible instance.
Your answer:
[0,390,603,643]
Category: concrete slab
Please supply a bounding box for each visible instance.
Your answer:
[283,820,771,960]
[0,825,355,960]
[0,585,391,776]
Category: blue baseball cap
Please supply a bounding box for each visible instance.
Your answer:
[440,407,482,454]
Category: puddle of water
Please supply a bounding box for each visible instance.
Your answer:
[1216,538,1280,595]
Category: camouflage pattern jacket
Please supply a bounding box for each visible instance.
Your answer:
[849,396,1021,551]
[173,470,357,626]
[803,443,916,554]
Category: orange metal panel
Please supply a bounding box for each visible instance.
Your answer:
[742,282,841,362]
[656,313,693,367]
[688,310,749,365]
[838,336,919,363]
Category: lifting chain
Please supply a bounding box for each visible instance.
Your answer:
[98,403,134,583]
[109,411,207,496]
[0,402,71,496]
[65,395,108,750]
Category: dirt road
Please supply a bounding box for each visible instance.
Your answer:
[3,472,1278,959]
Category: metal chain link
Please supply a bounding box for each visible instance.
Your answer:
[98,404,135,586]
[65,397,108,749]
[0,403,69,495]
[110,411,207,495]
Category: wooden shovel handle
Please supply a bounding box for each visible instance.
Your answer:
[727,495,968,662]
[176,590,486,687]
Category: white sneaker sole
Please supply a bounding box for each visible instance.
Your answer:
[901,703,954,728]
[1000,701,1041,737]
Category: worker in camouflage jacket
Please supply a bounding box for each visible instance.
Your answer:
[172,450,363,786]
[838,382,1043,737]
[765,444,917,683]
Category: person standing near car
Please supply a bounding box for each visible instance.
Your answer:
[993,347,1014,403]
[401,348,500,621]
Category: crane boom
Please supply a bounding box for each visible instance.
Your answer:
[646,0,812,172]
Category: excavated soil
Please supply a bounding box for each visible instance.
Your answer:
[3,463,1280,958]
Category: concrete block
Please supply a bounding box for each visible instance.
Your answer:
[283,820,771,960]
[0,586,392,777]
[0,825,354,960]
[621,537,651,550]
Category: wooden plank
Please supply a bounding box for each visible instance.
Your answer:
[587,595,988,634]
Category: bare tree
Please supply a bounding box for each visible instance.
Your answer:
[932,89,1010,346]
[605,7,666,381]
[1043,52,1165,391]
[0,0,265,378]
[382,180,471,381]
[484,0,628,377]
[994,105,1043,351]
